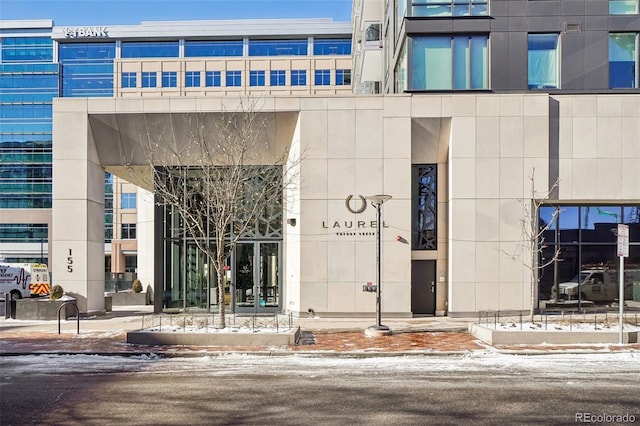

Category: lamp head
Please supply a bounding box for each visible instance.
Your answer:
[366,194,392,205]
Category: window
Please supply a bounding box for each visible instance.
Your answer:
[270,70,286,86]
[609,33,637,88]
[185,71,201,87]
[205,71,221,87]
[141,71,157,88]
[412,165,437,250]
[1,37,53,62]
[121,193,136,209]
[121,72,137,88]
[121,41,179,58]
[537,205,640,303]
[610,0,638,14]
[121,223,137,239]
[411,0,488,17]
[313,39,351,55]
[105,173,113,243]
[528,34,559,89]
[249,70,266,86]
[410,35,488,90]
[184,40,243,57]
[315,69,331,85]
[59,42,115,97]
[291,70,307,86]
[226,70,242,87]
[0,224,47,243]
[248,39,308,56]
[336,69,351,85]
[162,71,177,88]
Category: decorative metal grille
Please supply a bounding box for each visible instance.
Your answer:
[413,164,437,250]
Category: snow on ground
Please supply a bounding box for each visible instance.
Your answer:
[2,351,639,377]
[142,325,294,334]
[485,321,640,331]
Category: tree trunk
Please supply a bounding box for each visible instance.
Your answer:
[217,268,226,328]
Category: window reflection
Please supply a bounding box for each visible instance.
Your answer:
[539,204,639,304]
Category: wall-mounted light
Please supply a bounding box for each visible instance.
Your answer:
[287,218,297,227]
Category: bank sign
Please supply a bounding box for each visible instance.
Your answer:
[63,27,109,38]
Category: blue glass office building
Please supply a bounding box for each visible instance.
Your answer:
[0,18,352,280]
[0,21,56,262]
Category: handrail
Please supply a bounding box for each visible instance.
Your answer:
[58,301,80,335]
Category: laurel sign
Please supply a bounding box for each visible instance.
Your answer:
[345,195,367,214]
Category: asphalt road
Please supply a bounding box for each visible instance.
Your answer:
[1,353,639,425]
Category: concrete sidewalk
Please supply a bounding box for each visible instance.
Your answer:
[1,305,639,357]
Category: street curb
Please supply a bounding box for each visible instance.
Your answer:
[0,350,472,358]
[1,348,638,358]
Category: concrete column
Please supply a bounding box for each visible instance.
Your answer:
[52,98,105,313]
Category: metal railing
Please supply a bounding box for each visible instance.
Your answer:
[140,312,295,333]
[478,309,640,331]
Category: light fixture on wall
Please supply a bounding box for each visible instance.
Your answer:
[287,218,297,227]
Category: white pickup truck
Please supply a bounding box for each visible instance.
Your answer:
[553,268,637,302]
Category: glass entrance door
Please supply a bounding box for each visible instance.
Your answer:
[234,242,280,312]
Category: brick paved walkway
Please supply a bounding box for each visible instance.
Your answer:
[2,329,638,355]
[0,330,484,355]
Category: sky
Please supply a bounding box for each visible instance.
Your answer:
[0,0,353,25]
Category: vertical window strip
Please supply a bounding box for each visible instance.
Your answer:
[412,164,437,250]
[609,33,638,88]
[528,34,559,89]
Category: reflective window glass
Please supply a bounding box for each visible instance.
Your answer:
[0,223,48,243]
[410,35,488,90]
[142,71,157,88]
[270,70,286,86]
[248,39,307,56]
[205,71,221,87]
[121,193,137,209]
[336,69,351,85]
[528,34,559,89]
[610,0,638,14]
[609,33,637,88]
[315,69,331,85]
[538,204,639,305]
[249,70,266,86]
[313,39,351,55]
[623,206,640,242]
[59,43,115,97]
[581,206,621,243]
[412,164,437,250]
[121,41,179,58]
[122,72,137,88]
[291,70,306,86]
[185,71,201,87]
[121,223,137,239]
[162,71,177,87]
[411,0,488,16]
[184,40,243,57]
[226,70,241,86]
[1,37,53,62]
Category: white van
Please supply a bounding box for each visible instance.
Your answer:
[0,263,51,300]
[553,268,637,302]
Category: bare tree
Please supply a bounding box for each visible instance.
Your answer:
[504,167,561,320]
[128,99,295,327]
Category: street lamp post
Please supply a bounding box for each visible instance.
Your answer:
[365,194,392,337]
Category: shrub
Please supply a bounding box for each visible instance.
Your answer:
[50,284,64,300]
[131,279,143,293]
